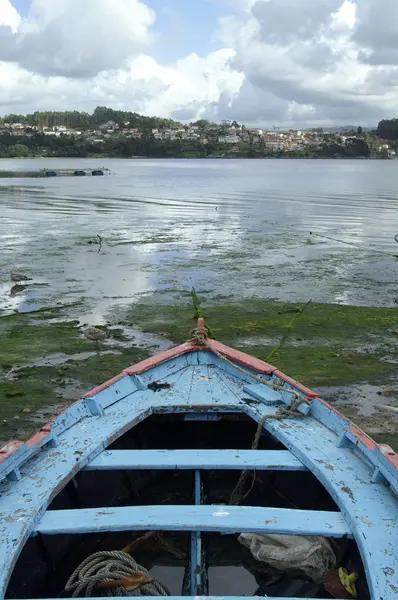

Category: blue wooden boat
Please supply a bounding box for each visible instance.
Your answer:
[0,319,397,600]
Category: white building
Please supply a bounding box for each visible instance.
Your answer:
[218,135,240,144]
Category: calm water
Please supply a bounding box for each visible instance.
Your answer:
[1,158,398,321]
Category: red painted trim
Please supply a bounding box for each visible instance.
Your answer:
[3,324,397,475]
[317,402,398,472]
[378,444,398,469]
[26,428,52,449]
[318,397,351,419]
[84,341,202,397]
[0,441,24,464]
[272,369,319,398]
[205,339,276,374]
[346,426,376,451]
[123,341,200,376]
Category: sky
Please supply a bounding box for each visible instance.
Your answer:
[0,0,398,127]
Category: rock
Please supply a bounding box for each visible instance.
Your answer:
[22,408,31,414]
[83,326,108,341]
[383,387,394,397]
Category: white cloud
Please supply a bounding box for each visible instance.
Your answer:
[0,48,243,122]
[0,0,20,31]
[210,0,398,127]
[0,0,243,119]
[0,0,156,78]
[1,0,398,126]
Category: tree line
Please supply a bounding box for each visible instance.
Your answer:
[0,132,377,159]
[377,119,398,141]
[0,106,182,131]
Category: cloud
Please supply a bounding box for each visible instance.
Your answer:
[251,0,342,44]
[0,0,243,119]
[354,0,398,66]
[0,0,156,78]
[0,0,20,31]
[211,0,398,127]
[0,47,243,122]
[1,0,398,127]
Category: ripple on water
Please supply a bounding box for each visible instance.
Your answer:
[1,158,398,321]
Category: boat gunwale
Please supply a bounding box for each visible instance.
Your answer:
[0,336,397,599]
[1,332,397,479]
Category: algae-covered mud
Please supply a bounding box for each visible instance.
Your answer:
[1,158,398,447]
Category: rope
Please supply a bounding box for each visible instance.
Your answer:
[229,397,306,505]
[190,325,308,403]
[64,550,170,597]
[310,231,398,258]
[189,325,310,506]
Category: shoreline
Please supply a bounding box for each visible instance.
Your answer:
[0,155,393,167]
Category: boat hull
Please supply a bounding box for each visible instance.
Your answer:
[0,323,397,599]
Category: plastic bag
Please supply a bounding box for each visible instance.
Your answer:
[238,533,336,583]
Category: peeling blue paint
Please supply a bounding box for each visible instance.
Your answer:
[0,350,397,600]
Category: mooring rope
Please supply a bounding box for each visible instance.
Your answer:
[64,550,170,597]
[229,397,307,505]
[190,325,307,402]
[189,324,310,505]
[310,231,398,258]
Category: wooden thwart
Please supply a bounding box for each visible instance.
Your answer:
[84,449,307,471]
[35,504,351,538]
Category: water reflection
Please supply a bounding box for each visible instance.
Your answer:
[1,158,398,320]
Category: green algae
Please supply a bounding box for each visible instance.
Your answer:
[65,348,148,387]
[123,296,398,388]
[0,344,149,444]
[121,293,398,449]
[1,293,397,448]
[0,317,93,368]
[0,302,150,443]
[248,346,396,387]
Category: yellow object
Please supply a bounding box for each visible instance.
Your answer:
[339,567,358,598]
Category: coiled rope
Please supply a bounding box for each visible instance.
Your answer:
[66,323,312,596]
[64,550,170,597]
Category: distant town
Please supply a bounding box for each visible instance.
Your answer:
[0,108,397,159]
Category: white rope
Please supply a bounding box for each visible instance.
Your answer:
[64,550,169,597]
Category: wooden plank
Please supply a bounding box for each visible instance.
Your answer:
[35,504,351,538]
[190,470,202,595]
[84,449,307,471]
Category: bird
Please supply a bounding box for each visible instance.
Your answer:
[11,270,32,284]
[83,326,108,342]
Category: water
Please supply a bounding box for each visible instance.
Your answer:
[1,157,398,320]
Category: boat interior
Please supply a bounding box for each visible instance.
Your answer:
[6,413,370,600]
